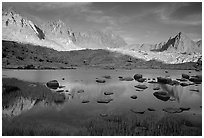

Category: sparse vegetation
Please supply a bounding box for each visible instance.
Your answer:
[2,40,199,70]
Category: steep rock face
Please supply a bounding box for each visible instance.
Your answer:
[74,30,127,49]
[155,32,201,54]
[2,9,80,51]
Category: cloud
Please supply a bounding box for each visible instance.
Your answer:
[154,3,202,26]
[23,2,91,11]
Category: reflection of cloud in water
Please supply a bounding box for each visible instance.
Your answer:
[159,84,183,103]
[64,82,126,101]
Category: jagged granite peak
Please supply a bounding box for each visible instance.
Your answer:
[156,32,201,54]
[2,9,80,51]
[74,29,127,49]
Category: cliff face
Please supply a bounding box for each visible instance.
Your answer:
[130,32,201,55]
[156,32,201,54]
[2,9,127,51]
[2,9,79,51]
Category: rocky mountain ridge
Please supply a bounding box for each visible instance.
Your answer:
[2,8,202,64]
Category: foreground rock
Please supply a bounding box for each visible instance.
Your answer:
[97,98,113,104]
[157,77,172,84]
[133,74,143,80]
[130,109,145,114]
[134,85,148,90]
[77,89,85,93]
[180,107,191,111]
[130,95,138,99]
[189,75,202,84]
[137,78,146,83]
[182,74,190,79]
[147,108,156,111]
[119,77,134,81]
[96,79,106,83]
[102,75,111,79]
[190,89,199,92]
[180,83,189,87]
[82,100,90,103]
[54,94,66,103]
[153,87,160,90]
[104,92,114,95]
[153,91,170,101]
[163,107,183,113]
[46,80,59,89]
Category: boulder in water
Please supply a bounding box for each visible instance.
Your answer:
[104,91,114,95]
[46,80,59,89]
[163,107,183,113]
[157,77,172,84]
[182,74,190,79]
[82,100,90,103]
[137,78,146,83]
[153,91,170,101]
[134,85,148,90]
[130,95,137,99]
[97,98,113,104]
[96,79,106,83]
[180,83,189,87]
[119,77,134,81]
[147,108,156,111]
[130,109,145,114]
[133,74,143,80]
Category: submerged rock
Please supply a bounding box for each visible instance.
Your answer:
[133,74,143,80]
[135,89,143,91]
[153,91,170,101]
[54,94,66,103]
[97,98,113,104]
[130,109,145,114]
[147,108,156,111]
[82,100,90,103]
[28,84,37,87]
[137,78,146,83]
[180,83,189,87]
[190,89,199,92]
[102,75,111,79]
[46,80,59,89]
[157,77,172,84]
[77,89,85,93]
[182,74,190,79]
[104,91,114,95]
[171,80,180,85]
[153,87,160,90]
[100,113,108,117]
[96,79,106,83]
[189,75,202,83]
[163,107,183,113]
[180,107,191,111]
[130,95,137,99]
[134,85,148,90]
[176,78,188,82]
[119,77,134,81]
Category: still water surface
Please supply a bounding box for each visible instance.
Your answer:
[2,68,202,128]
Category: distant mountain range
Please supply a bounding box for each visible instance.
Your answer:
[2,8,202,64]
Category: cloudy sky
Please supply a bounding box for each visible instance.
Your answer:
[3,2,202,44]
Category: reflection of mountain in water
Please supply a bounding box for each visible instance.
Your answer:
[3,97,36,117]
[159,84,183,103]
